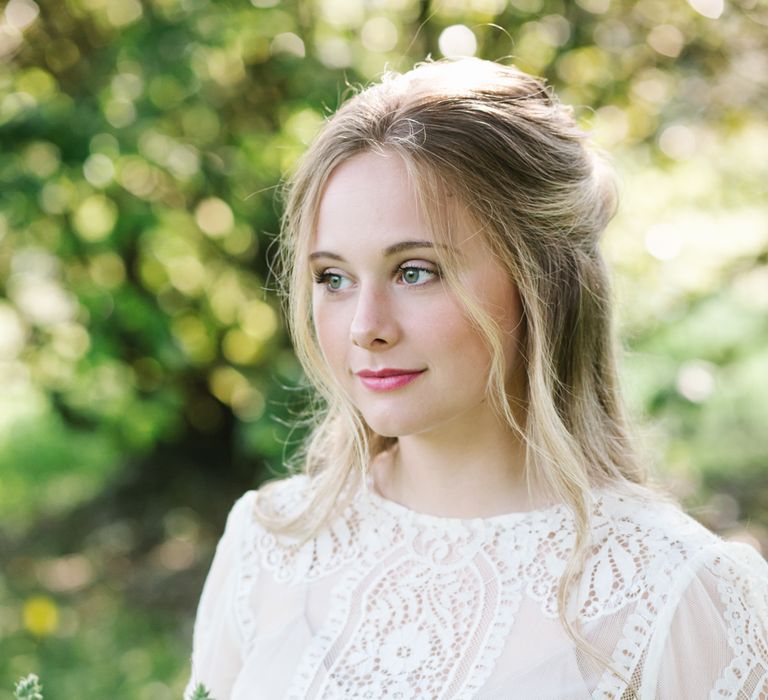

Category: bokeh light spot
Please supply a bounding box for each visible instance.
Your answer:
[539,14,571,47]
[285,108,323,145]
[0,303,27,361]
[112,72,144,100]
[514,23,556,73]
[659,124,697,160]
[231,385,266,421]
[104,98,137,128]
[39,180,74,214]
[647,24,685,58]
[361,17,399,53]
[438,25,477,58]
[166,144,200,179]
[73,195,118,241]
[106,0,143,27]
[222,328,262,365]
[593,105,629,147]
[208,365,249,405]
[0,25,23,62]
[4,0,39,30]
[119,156,157,199]
[645,223,683,260]
[593,19,631,51]
[22,141,60,178]
[171,315,215,363]
[676,360,716,402]
[9,277,77,326]
[239,300,278,342]
[51,322,91,361]
[320,0,364,27]
[688,0,724,19]
[195,197,234,237]
[168,256,206,296]
[83,153,115,188]
[271,32,305,58]
[150,537,196,571]
[36,555,94,593]
[89,251,126,289]
[631,68,672,105]
[222,225,256,257]
[317,37,352,68]
[16,67,56,99]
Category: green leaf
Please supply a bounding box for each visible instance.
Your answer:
[190,682,216,700]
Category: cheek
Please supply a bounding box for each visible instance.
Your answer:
[475,271,524,351]
[312,300,349,363]
[423,297,494,366]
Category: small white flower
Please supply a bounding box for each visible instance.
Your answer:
[380,622,431,674]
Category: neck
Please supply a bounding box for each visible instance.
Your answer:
[372,407,548,519]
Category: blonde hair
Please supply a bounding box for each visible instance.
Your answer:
[264,56,663,692]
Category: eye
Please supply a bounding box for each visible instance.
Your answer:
[313,270,351,292]
[398,265,438,286]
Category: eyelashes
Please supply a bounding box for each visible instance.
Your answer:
[397,265,439,286]
[312,264,440,293]
[312,270,347,292]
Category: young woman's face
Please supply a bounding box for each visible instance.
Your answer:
[309,150,524,439]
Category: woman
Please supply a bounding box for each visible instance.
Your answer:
[185,57,768,699]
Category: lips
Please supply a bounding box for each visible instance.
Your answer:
[355,368,426,392]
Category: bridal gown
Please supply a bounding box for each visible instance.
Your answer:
[185,474,768,699]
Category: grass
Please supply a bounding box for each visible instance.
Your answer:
[13,675,216,700]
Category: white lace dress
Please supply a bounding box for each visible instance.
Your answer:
[185,475,768,699]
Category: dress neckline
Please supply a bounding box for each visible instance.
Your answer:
[362,472,580,529]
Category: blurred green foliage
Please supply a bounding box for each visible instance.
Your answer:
[0,0,766,695]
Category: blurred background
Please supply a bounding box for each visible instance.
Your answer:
[0,0,766,696]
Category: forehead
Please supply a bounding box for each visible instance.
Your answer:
[313,151,428,250]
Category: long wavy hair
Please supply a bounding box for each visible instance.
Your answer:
[263,56,663,691]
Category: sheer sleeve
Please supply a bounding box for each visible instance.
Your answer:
[184,491,256,700]
[643,541,768,699]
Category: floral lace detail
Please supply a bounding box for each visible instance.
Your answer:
[282,496,528,700]
[709,545,768,698]
[234,476,765,699]
[589,504,714,698]
[251,476,365,584]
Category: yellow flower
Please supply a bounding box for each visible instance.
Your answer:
[23,596,59,637]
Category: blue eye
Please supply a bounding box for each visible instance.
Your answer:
[313,271,351,291]
[399,266,437,285]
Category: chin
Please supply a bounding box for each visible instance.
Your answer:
[361,419,408,439]
[359,409,439,439]
[358,410,414,438]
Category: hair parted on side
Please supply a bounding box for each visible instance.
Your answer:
[260,56,666,691]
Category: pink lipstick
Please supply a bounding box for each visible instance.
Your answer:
[355,368,426,392]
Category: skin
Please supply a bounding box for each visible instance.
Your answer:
[310,150,541,518]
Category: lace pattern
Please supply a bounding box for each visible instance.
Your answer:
[709,546,768,698]
[228,476,767,699]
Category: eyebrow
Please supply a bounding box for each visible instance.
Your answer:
[308,240,451,263]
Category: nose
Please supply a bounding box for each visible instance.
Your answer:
[349,284,399,349]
